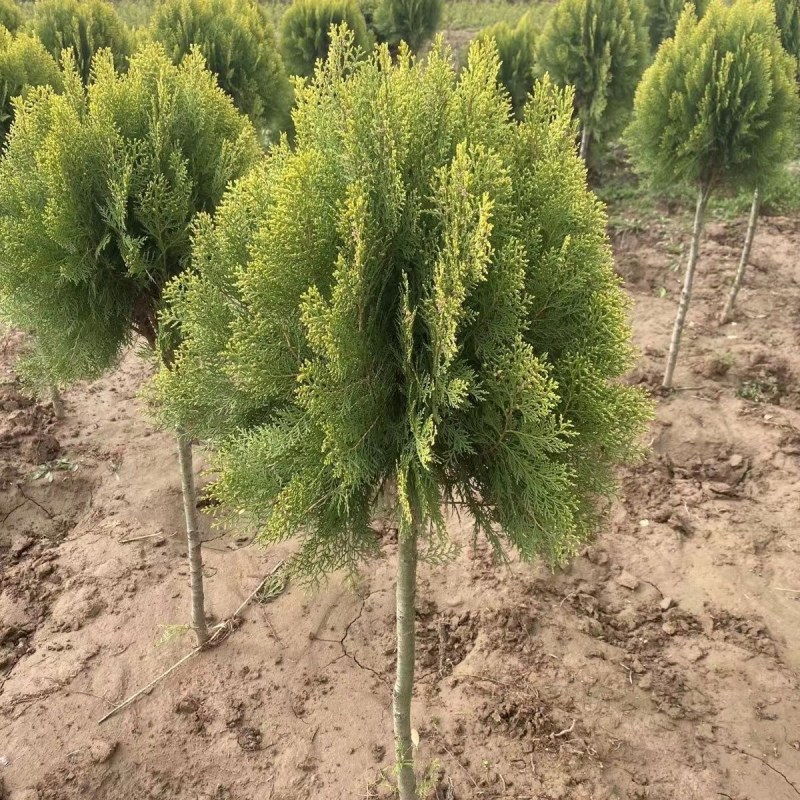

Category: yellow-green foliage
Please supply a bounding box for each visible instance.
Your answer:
[31,0,132,84]
[538,0,649,141]
[0,0,21,33]
[1,26,61,144]
[627,0,799,191]
[373,0,441,51]
[150,0,291,136]
[279,0,370,77]
[0,45,260,387]
[476,12,537,119]
[151,32,651,579]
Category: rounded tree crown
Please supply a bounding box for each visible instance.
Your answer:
[279,0,371,78]
[537,0,650,139]
[476,12,537,120]
[151,32,650,579]
[0,0,21,34]
[373,0,442,52]
[0,45,261,386]
[1,25,62,144]
[150,0,291,137]
[627,0,799,191]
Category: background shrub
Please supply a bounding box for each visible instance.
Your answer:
[151,0,291,137]
[373,0,441,52]
[279,0,370,78]
[0,0,21,33]
[775,0,800,77]
[644,0,709,50]
[32,0,132,84]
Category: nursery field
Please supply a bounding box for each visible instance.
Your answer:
[2,192,800,800]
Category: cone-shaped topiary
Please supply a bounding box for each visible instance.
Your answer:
[626,0,798,387]
[31,0,132,84]
[1,25,62,144]
[150,30,651,797]
[538,0,649,159]
[279,0,370,77]
[643,0,709,50]
[0,44,261,644]
[373,0,441,52]
[150,0,291,138]
[0,0,21,33]
[476,11,537,119]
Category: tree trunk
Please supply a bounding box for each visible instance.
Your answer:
[51,386,64,420]
[720,188,759,325]
[176,431,208,646]
[662,183,711,390]
[579,124,590,162]
[393,508,419,800]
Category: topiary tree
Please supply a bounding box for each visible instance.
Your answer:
[373,0,441,52]
[476,11,537,119]
[0,0,21,33]
[31,0,132,84]
[279,0,370,77]
[538,0,649,160]
[643,0,709,50]
[0,45,261,644]
[150,31,651,797]
[1,25,62,145]
[627,0,798,388]
[150,0,291,138]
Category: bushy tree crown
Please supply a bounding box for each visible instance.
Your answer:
[0,45,260,386]
[150,0,291,136]
[627,0,799,191]
[476,12,537,119]
[31,0,132,84]
[644,0,709,49]
[151,33,650,578]
[279,0,370,78]
[538,0,649,141]
[0,0,21,33]
[373,0,441,52]
[1,25,62,144]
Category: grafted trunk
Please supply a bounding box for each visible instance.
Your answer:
[393,506,419,800]
[663,183,711,390]
[720,188,759,325]
[176,431,208,646]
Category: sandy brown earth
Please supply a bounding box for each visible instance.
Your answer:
[2,205,800,800]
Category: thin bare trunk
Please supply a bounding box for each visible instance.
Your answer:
[176,432,208,646]
[50,386,64,420]
[393,505,419,800]
[579,124,590,162]
[720,188,759,325]
[662,183,711,390]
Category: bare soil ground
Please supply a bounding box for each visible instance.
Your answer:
[2,207,800,800]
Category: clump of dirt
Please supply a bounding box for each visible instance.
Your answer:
[417,606,479,679]
[706,606,779,658]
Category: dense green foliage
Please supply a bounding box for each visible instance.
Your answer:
[538,0,649,143]
[279,0,370,77]
[31,0,132,84]
[775,0,800,77]
[0,0,21,33]
[151,33,650,579]
[373,0,442,51]
[0,45,260,387]
[1,26,62,144]
[627,0,798,191]
[150,0,291,136]
[476,11,536,119]
[644,0,709,49]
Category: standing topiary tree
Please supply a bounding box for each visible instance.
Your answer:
[0,0,20,33]
[1,25,62,144]
[150,0,291,139]
[476,11,537,119]
[643,0,709,50]
[627,0,798,388]
[538,0,649,160]
[279,0,370,77]
[31,0,132,84]
[373,0,441,52]
[150,32,651,797]
[0,45,261,644]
